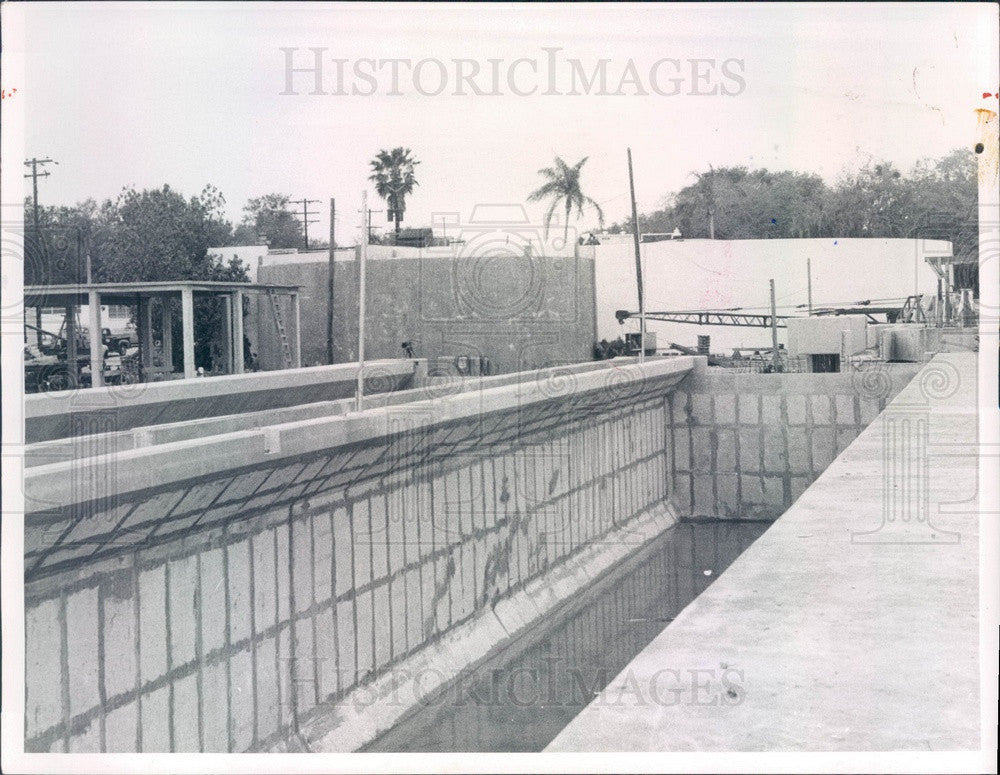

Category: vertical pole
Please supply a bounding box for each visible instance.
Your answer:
[162,298,174,373]
[707,164,716,240]
[327,198,336,364]
[35,307,42,348]
[806,256,813,316]
[291,292,302,367]
[221,295,233,373]
[80,229,92,285]
[30,162,40,233]
[88,291,104,388]
[139,297,154,372]
[232,290,244,374]
[627,148,645,363]
[181,288,196,378]
[770,279,780,372]
[65,304,78,386]
[943,270,952,324]
[936,278,944,328]
[356,191,368,410]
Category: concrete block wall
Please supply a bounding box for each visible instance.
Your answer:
[666,363,922,519]
[24,362,683,752]
[25,359,421,444]
[256,254,597,374]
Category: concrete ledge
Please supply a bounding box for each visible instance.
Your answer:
[277,500,683,753]
[25,356,695,512]
[23,355,679,466]
[547,353,979,751]
[24,359,424,443]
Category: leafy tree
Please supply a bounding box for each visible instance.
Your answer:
[198,184,234,247]
[242,193,303,249]
[231,223,262,245]
[23,196,101,285]
[369,147,420,242]
[528,156,605,242]
[92,185,228,281]
[26,184,249,372]
[611,150,976,263]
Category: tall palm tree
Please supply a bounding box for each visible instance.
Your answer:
[369,148,420,243]
[528,156,605,243]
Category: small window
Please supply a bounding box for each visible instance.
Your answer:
[810,354,840,373]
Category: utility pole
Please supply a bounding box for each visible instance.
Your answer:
[807,257,812,316]
[24,158,57,233]
[292,198,320,250]
[627,148,646,363]
[366,208,385,243]
[356,191,369,411]
[707,163,715,240]
[327,198,336,364]
[770,278,781,372]
[25,158,57,348]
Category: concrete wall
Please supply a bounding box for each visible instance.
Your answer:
[666,362,922,519]
[25,359,422,444]
[598,238,949,351]
[786,315,868,359]
[23,358,691,753]
[255,253,596,375]
[22,355,924,752]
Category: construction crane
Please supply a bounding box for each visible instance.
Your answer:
[615,297,919,329]
[615,309,789,328]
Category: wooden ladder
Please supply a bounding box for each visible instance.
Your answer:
[265,289,294,369]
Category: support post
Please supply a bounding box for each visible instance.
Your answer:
[769,279,780,373]
[139,297,154,372]
[181,287,195,378]
[356,191,368,410]
[327,197,336,364]
[627,148,645,362]
[88,291,104,387]
[65,304,78,386]
[291,292,302,367]
[221,295,233,374]
[934,277,944,328]
[162,297,174,373]
[806,256,812,316]
[231,290,244,374]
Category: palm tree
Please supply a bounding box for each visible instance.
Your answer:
[369,148,420,243]
[527,156,605,243]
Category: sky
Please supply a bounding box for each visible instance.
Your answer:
[5,2,998,245]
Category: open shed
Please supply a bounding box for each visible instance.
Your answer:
[23,280,302,388]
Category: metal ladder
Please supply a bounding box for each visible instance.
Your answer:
[265,289,294,369]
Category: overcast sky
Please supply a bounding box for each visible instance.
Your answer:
[8,2,999,244]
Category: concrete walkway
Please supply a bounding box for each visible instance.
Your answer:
[547,353,980,751]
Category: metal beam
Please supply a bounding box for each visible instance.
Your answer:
[616,309,789,328]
